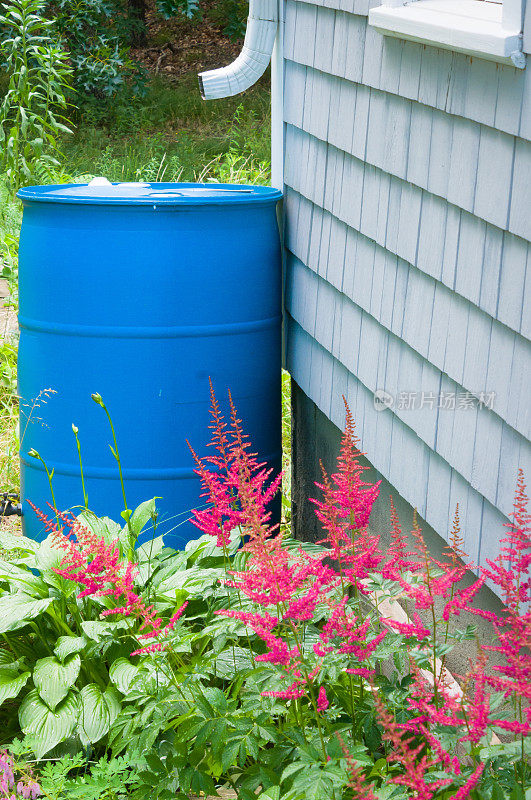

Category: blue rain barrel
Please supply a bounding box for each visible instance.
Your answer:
[17,182,282,547]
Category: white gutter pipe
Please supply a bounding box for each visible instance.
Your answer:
[198,0,278,99]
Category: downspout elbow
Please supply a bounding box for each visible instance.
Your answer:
[198,0,278,99]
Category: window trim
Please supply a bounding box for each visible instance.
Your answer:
[368,0,526,69]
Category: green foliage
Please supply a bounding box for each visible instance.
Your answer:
[65,78,271,182]
[209,0,248,39]
[49,0,147,98]
[0,0,73,191]
[155,0,199,21]
[0,500,166,755]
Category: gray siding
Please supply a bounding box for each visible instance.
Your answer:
[282,0,531,572]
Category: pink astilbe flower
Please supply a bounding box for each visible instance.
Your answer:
[337,735,377,800]
[400,665,462,738]
[373,691,453,800]
[458,653,492,744]
[442,576,486,621]
[380,612,431,640]
[381,496,422,579]
[311,399,382,581]
[447,764,484,800]
[316,686,329,712]
[28,503,187,657]
[439,472,531,738]
[188,382,281,551]
[326,401,381,529]
[346,667,375,679]
[316,597,387,661]
[479,470,531,732]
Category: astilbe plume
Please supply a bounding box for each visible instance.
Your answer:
[189,381,281,550]
[373,690,453,800]
[337,735,377,800]
[215,400,389,702]
[315,596,387,661]
[217,541,337,699]
[311,400,382,588]
[436,472,531,737]
[478,469,531,731]
[381,496,422,579]
[27,502,187,657]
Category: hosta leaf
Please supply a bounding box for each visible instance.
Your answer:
[157,567,223,595]
[0,561,46,593]
[54,636,86,662]
[0,592,53,633]
[0,531,38,555]
[78,684,121,743]
[0,669,30,705]
[136,535,165,563]
[33,654,80,710]
[19,689,79,758]
[128,498,159,539]
[109,657,140,695]
[75,510,121,546]
[81,619,127,641]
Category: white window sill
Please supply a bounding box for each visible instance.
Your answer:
[368,0,525,68]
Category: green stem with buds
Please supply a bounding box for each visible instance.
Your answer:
[72,424,88,509]
[91,393,133,540]
[27,448,59,527]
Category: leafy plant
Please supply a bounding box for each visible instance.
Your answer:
[49,0,147,98]
[0,0,73,191]
[1,387,528,800]
[0,496,171,756]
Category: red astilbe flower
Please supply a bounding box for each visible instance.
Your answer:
[374,671,488,800]
[480,472,531,732]
[315,597,387,661]
[337,735,377,800]
[447,765,484,800]
[217,543,338,699]
[373,690,453,800]
[442,472,531,735]
[316,686,329,712]
[380,611,431,641]
[381,496,422,579]
[28,503,187,656]
[188,382,281,550]
[311,400,382,588]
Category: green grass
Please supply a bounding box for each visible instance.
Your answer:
[60,73,272,184]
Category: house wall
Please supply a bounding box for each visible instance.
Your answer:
[282,0,531,583]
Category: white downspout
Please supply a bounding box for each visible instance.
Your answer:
[270,0,284,191]
[198,0,279,99]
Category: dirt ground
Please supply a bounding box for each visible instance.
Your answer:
[131,0,243,80]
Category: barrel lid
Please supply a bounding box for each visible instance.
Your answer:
[17,181,282,206]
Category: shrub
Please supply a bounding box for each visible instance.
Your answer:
[0,0,73,191]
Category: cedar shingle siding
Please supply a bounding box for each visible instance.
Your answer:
[283,0,531,578]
